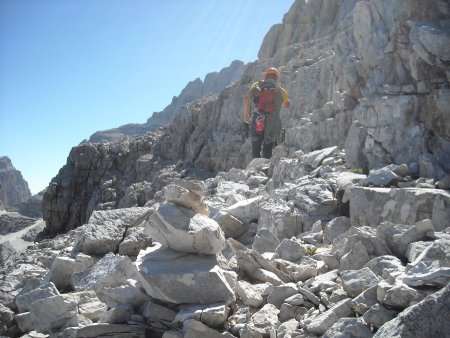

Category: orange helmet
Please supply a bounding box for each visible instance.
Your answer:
[264,67,280,80]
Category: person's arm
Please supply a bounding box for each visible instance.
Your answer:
[280,87,291,108]
[242,86,254,122]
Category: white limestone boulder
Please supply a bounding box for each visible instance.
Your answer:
[174,303,229,329]
[259,199,301,239]
[339,240,370,271]
[323,317,373,338]
[73,253,142,303]
[235,248,292,284]
[222,196,262,224]
[402,260,450,288]
[360,164,409,187]
[409,238,450,267]
[212,210,246,238]
[362,303,399,329]
[43,253,97,291]
[351,285,378,315]
[374,284,450,338]
[98,304,134,324]
[15,282,59,313]
[163,183,208,215]
[377,219,434,259]
[118,227,154,256]
[267,283,298,309]
[101,279,150,308]
[347,187,450,229]
[340,267,379,298]
[303,146,339,169]
[144,202,225,255]
[275,238,307,262]
[363,255,405,283]
[136,243,235,304]
[323,217,351,245]
[140,300,177,327]
[305,298,353,335]
[72,207,152,256]
[382,282,427,309]
[252,228,280,254]
[287,178,336,219]
[235,280,273,308]
[241,303,280,337]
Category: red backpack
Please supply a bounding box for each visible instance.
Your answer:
[256,81,278,113]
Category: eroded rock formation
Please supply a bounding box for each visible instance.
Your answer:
[0,157,31,210]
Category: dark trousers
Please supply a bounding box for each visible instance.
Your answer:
[251,131,273,159]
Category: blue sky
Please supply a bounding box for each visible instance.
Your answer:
[0,0,293,194]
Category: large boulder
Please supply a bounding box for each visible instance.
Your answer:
[144,202,225,255]
[347,187,450,230]
[374,284,450,338]
[71,207,152,256]
[136,243,235,304]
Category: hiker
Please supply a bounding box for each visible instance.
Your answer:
[242,67,291,159]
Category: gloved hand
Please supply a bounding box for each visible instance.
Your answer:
[243,121,250,138]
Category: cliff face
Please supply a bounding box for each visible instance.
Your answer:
[88,60,245,143]
[43,0,450,233]
[165,0,450,176]
[0,157,31,210]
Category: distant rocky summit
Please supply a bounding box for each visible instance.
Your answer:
[88,60,245,143]
[0,156,31,210]
[2,0,450,337]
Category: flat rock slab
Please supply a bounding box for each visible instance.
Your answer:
[136,244,235,304]
[347,187,450,230]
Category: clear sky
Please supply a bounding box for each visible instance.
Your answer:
[0,0,293,194]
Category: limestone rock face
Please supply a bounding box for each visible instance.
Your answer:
[42,133,166,234]
[0,157,31,209]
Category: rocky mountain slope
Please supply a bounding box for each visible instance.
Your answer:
[88,60,245,143]
[0,157,31,210]
[1,0,449,337]
[43,0,449,234]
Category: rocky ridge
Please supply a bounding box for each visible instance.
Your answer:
[88,60,245,143]
[1,149,450,337]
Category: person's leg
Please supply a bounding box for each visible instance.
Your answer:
[251,132,264,158]
[262,141,273,159]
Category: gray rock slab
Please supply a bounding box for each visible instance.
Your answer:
[213,210,246,238]
[267,283,298,309]
[136,243,235,304]
[323,317,373,338]
[340,267,379,298]
[252,228,280,254]
[15,282,59,313]
[222,196,262,224]
[306,298,353,335]
[374,284,450,338]
[323,217,351,245]
[144,202,225,255]
[362,303,399,329]
[72,207,151,256]
[347,187,450,228]
[377,219,434,259]
[174,303,229,329]
[73,253,141,303]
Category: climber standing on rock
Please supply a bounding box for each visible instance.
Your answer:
[243,67,291,159]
